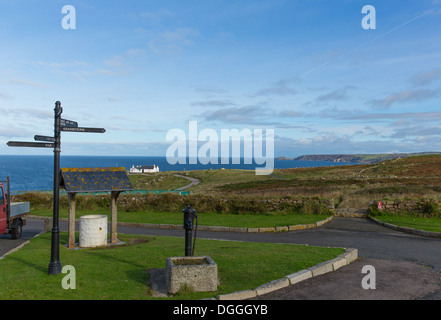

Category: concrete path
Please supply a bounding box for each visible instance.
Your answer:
[4,217,441,299]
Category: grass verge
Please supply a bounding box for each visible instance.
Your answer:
[371,213,441,233]
[29,208,331,228]
[0,232,344,300]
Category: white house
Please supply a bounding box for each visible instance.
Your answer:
[129,165,159,174]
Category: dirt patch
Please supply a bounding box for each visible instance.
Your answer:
[126,237,152,246]
[88,236,152,250]
[172,257,209,266]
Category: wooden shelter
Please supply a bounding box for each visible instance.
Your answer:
[60,167,133,248]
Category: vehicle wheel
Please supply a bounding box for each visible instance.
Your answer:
[11,221,22,239]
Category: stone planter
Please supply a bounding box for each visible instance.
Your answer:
[165,256,218,294]
[79,215,108,248]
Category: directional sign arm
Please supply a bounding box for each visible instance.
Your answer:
[34,135,55,142]
[7,141,55,148]
[61,127,106,133]
[60,119,78,128]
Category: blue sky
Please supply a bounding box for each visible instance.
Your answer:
[0,0,440,157]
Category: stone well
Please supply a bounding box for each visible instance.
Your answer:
[79,215,108,248]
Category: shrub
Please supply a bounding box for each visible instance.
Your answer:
[367,203,381,216]
[12,192,53,208]
[418,200,440,217]
[298,200,330,215]
[14,191,332,216]
[229,198,267,215]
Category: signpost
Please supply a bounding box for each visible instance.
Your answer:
[60,119,78,128]
[7,101,105,275]
[61,127,106,133]
[7,141,55,148]
[34,135,56,143]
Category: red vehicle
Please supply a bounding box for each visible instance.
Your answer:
[0,177,29,239]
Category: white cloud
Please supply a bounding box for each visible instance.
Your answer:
[254,78,300,97]
[104,49,146,69]
[138,9,175,25]
[0,127,33,139]
[0,92,12,99]
[32,60,113,80]
[315,86,354,103]
[148,28,199,55]
[191,100,235,107]
[369,88,440,109]
[200,105,279,125]
[411,67,441,86]
[278,110,302,118]
[10,78,48,88]
[34,61,89,69]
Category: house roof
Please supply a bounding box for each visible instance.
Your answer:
[133,165,157,170]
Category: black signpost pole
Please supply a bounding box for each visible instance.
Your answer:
[48,101,62,275]
[7,100,105,276]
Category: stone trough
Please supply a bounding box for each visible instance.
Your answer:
[165,256,218,294]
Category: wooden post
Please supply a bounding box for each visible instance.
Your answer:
[110,191,120,244]
[68,193,76,248]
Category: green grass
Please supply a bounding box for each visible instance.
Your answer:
[181,155,441,204]
[186,169,277,193]
[128,172,190,190]
[373,213,441,233]
[0,232,344,300]
[29,208,330,228]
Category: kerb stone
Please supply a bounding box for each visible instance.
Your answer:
[217,290,257,300]
[255,278,290,296]
[285,269,312,285]
[308,261,334,277]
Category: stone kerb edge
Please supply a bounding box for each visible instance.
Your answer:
[139,215,334,233]
[216,248,358,300]
[0,231,45,260]
[29,215,335,233]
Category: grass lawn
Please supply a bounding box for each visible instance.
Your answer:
[29,208,331,228]
[373,213,441,233]
[0,232,344,300]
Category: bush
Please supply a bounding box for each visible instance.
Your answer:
[14,191,332,216]
[229,198,267,215]
[12,192,53,208]
[298,200,330,215]
[367,203,381,216]
[418,200,440,217]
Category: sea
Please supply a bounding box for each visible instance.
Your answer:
[0,155,355,192]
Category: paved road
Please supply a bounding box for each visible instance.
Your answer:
[0,219,45,258]
[173,174,201,190]
[3,217,441,299]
